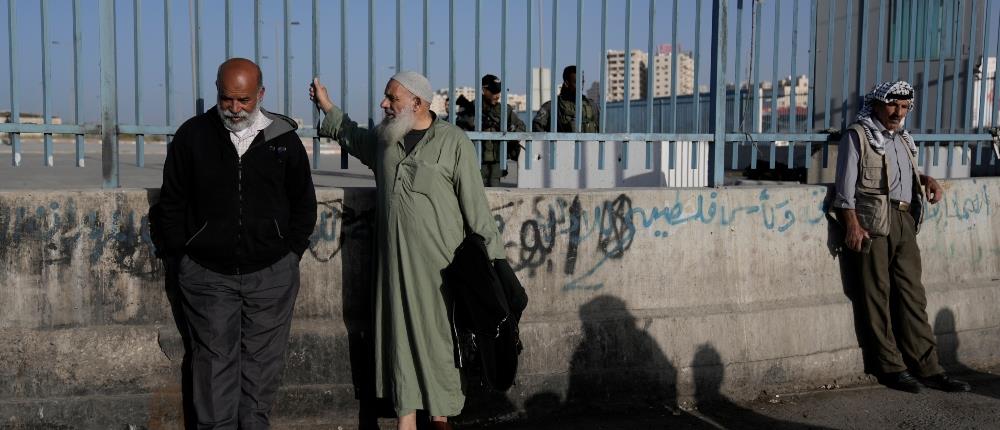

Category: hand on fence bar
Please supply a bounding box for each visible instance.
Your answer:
[310,77,334,114]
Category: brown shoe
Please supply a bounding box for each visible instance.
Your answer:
[430,422,454,430]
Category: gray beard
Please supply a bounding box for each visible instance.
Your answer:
[375,108,416,146]
[220,107,258,132]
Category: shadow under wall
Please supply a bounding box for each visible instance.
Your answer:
[933,308,1000,400]
[692,344,835,430]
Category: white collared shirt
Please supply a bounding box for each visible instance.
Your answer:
[227,109,272,158]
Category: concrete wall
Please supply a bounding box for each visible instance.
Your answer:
[2,180,999,428]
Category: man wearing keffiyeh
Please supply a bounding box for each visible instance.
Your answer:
[834,81,970,394]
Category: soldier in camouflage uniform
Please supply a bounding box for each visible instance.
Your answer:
[456,74,526,187]
[532,65,599,133]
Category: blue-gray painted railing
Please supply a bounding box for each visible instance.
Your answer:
[3,0,999,188]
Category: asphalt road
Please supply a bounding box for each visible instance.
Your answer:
[475,364,1000,430]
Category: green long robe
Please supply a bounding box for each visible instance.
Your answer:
[318,105,505,417]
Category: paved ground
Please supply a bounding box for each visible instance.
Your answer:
[472,364,1000,430]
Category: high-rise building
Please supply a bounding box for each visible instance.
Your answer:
[650,44,695,97]
[604,44,695,102]
[605,49,648,102]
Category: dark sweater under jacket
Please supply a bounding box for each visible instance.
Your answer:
[158,106,317,275]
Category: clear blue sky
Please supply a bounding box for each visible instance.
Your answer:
[5,0,971,128]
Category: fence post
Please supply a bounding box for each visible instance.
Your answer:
[709,0,728,187]
[100,0,119,188]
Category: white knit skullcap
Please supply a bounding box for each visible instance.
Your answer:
[390,71,434,103]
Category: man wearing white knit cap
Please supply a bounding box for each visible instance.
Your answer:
[310,72,507,430]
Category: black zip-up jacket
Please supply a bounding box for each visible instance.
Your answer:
[158,106,317,275]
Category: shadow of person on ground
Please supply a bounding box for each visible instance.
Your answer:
[692,344,833,430]
[934,308,1000,400]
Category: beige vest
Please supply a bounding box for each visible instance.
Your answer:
[849,124,926,235]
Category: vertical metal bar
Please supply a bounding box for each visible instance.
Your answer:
[693,0,702,136]
[598,0,606,170]
[964,0,979,131]
[733,0,744,133]
[474,0,482,163]
[907,0,918,86]
[823,0,834,130]
[448,0,456,125]
[100,0,119,188]
[164,0,173,153]
[423,0,429,76]
[41,0,53,166]
[646,0,656,171]
[312,0,320,169]
[935,0,949,131]
[751,0,763,169]
[396,0,401,73]
[920,0,932,130]
[732,0,744,170]
[621,0,629,170]
[710,0,728,187]
[525,0,533,171]
[369,0,375,124]
[8,0,20,166]
[806,0,816,169]
[340,0,348,169]
[770,0,781,170]
[977,0,992,132]
[891,0,900,79]
[254,0,261,64]
[225,0,231,59]
[948,0,962,131]
[840,0,852,129]
[875,0,886,84]
[74,0,85,166]
[790,0,799,134]
[994,0,1000,128]
[857,0,868,102]
[575,0,582,170]
[502,0,510,167]
[194,0,203,114]
[670,0,679,134]
[550,0,559,170]
[646,0,655,134]
[771,0,780,132]
[135,0,144,167]
[623,0,631,134]
[284,0,291,115]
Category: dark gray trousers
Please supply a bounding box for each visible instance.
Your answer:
[178,253,301,430]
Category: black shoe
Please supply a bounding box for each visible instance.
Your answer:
[919,373,972,392]
[879,371,922,393]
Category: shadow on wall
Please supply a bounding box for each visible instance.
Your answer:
[336,188,393,430]
[503,294,705,429]
[147,189,196,429]
[691,344,834,430]
[934,308,1000,400]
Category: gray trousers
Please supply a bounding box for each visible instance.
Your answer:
[178,253,301,430]
[853,208,943,377]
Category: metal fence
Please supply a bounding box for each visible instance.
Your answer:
[2,0,999,187]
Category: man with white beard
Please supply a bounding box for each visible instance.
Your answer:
[310,72,506,430]
[158,58,317,428]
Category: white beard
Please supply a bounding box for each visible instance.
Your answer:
[375,107,416,146]
[220,106,259,132]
